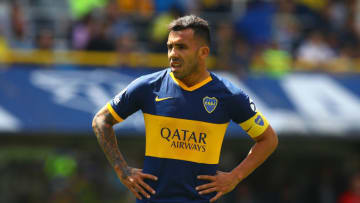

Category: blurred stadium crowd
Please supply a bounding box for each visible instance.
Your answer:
[1,0,360,74]
[1,0,360,203]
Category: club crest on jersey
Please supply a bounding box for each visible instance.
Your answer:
[255,115,264,126]
[203,96,218,113]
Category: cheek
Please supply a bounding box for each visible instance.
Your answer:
[189,53,199,64]
[185,50,197,61]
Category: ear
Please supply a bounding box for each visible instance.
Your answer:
[198,46,210,60]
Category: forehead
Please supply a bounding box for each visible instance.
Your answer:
[167,28,195,44]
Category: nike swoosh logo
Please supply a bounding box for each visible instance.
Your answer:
[245,126,252,132]
[155,96,173,102]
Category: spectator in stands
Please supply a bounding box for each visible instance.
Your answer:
[249,42,291,77]
[327,45,355,72]
[35,29,54,50]
[272,0,300,53]
[338,172,360,203]
[86,21,115,51]
[106,1,136,45]
[33,28,55,66]
[231,37,251,77]
[294,0,328,32]
[235,0,275,46]
[353,0,360,37]
[149,6,182,52]
[116,32,139,66]
[116,0,154,18]
[3,0,360,74]
[262,42,292,77]
[294,30,336,71]
[214,21,235,70]
[153,0,185,13]
[9,1,32,49]
[199,0,231,12]
[340,12,360,58]
[249,44,267,74]
[71,14,94,50]
[324,0,348,32]
[298,0,328,12]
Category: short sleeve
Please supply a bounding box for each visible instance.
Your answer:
[107,77,145,122]
[228,92,269,139]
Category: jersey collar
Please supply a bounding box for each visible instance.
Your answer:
[169,71,212,91]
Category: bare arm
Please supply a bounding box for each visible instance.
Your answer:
[197,125,278,202]
[231,125,278,182]
[92,105,157,200]
[92,105,131,179]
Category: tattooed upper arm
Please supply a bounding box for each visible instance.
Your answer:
[93,105,118,127]
[92,105,130,177]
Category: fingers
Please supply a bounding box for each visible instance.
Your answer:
[198,187,217,195]
[196,182,216,191]
[196,175,217,196]
[126,178,150,200]
[139,172,157,195]
[138,178,156,195]
[210,192,223,203]
[197,175,216,181]
[125,172,158,200]
[141,173,158,181]
[133,182,151,199]
[128,185,143,200]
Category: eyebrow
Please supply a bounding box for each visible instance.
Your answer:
[167,41,181,45]
[167,42,187,47]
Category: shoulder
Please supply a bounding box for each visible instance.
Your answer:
[127,69,169,90]
[210,72,249,99]
[133,69,168,85]
[111,69,169,109]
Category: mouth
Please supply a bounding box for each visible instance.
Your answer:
[170,60,182,71]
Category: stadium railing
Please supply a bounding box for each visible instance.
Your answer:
[0,49,217,69]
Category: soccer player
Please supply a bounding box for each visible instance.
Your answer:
[92,15,278,203]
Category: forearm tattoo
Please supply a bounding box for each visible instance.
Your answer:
[93,109,131,179]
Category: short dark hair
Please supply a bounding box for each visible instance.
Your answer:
[168,15,211,46]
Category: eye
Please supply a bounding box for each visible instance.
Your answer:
[167,44,173,50]
[178,44,185,49]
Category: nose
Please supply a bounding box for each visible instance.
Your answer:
[168,47,178,59]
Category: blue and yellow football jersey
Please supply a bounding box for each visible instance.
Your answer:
[108,68,269,203]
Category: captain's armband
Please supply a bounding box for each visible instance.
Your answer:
[239,111,269,139]
[107,102,124,123]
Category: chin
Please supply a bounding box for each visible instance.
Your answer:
[171,66,181,72]
[171,70,185,79]
[171,67,180,74]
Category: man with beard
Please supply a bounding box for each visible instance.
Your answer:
[92,15,278,203]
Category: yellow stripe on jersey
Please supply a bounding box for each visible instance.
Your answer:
[170,72,212,91]
[239,111,269,139]
[143,113,229,164]
[107,102,124,123]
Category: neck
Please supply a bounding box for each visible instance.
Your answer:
[180,66,209,87]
